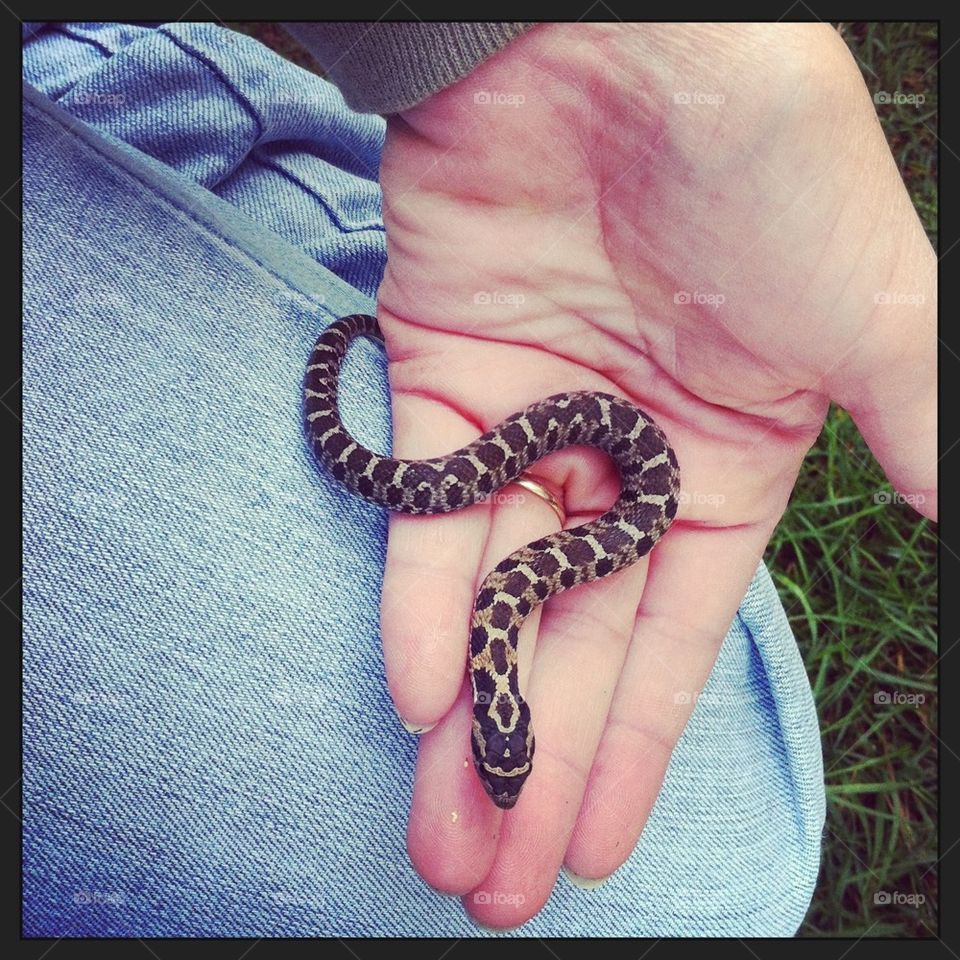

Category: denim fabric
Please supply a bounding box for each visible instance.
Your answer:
[22,21,387,299]
[22,24,825,937]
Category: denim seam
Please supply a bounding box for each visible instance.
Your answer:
[46,23,117,59]
[253,154,386,236]
[23,85,372,320]
[743,562,826,843]
[155,26,266,145]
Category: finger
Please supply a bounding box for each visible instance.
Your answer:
[379,326,625,729]
[464,551,649,928]
[378,324,603,730]
[406,681,500,894]
[826,187,936,520]
[834,286,937,520]
[562,520,773,882]
[380,390,491,729]
[406,477,556,892]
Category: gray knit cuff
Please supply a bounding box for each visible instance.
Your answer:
[282,21,535,115]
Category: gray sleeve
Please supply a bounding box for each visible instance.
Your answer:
[282,22,535,115]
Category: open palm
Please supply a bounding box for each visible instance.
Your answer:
[369,23,936,927]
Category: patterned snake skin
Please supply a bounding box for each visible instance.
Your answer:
[304,314,681,809]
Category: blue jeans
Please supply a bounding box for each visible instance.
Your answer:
[22,22,825,936]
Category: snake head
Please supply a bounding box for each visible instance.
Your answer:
[471,693,535,810]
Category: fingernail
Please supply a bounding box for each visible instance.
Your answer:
[398,716,437,735]
[562,866,612,890]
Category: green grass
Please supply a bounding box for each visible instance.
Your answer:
[772,22,938,938]
[233,19,939,938]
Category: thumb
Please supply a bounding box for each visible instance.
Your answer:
[831,237,937,521]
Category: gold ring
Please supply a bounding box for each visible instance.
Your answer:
[512,474,566,528]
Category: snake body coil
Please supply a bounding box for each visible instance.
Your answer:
[305,314,680,809]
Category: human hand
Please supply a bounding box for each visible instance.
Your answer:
[372,22,936,927]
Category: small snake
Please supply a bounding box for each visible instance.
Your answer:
[304,314,680,809]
